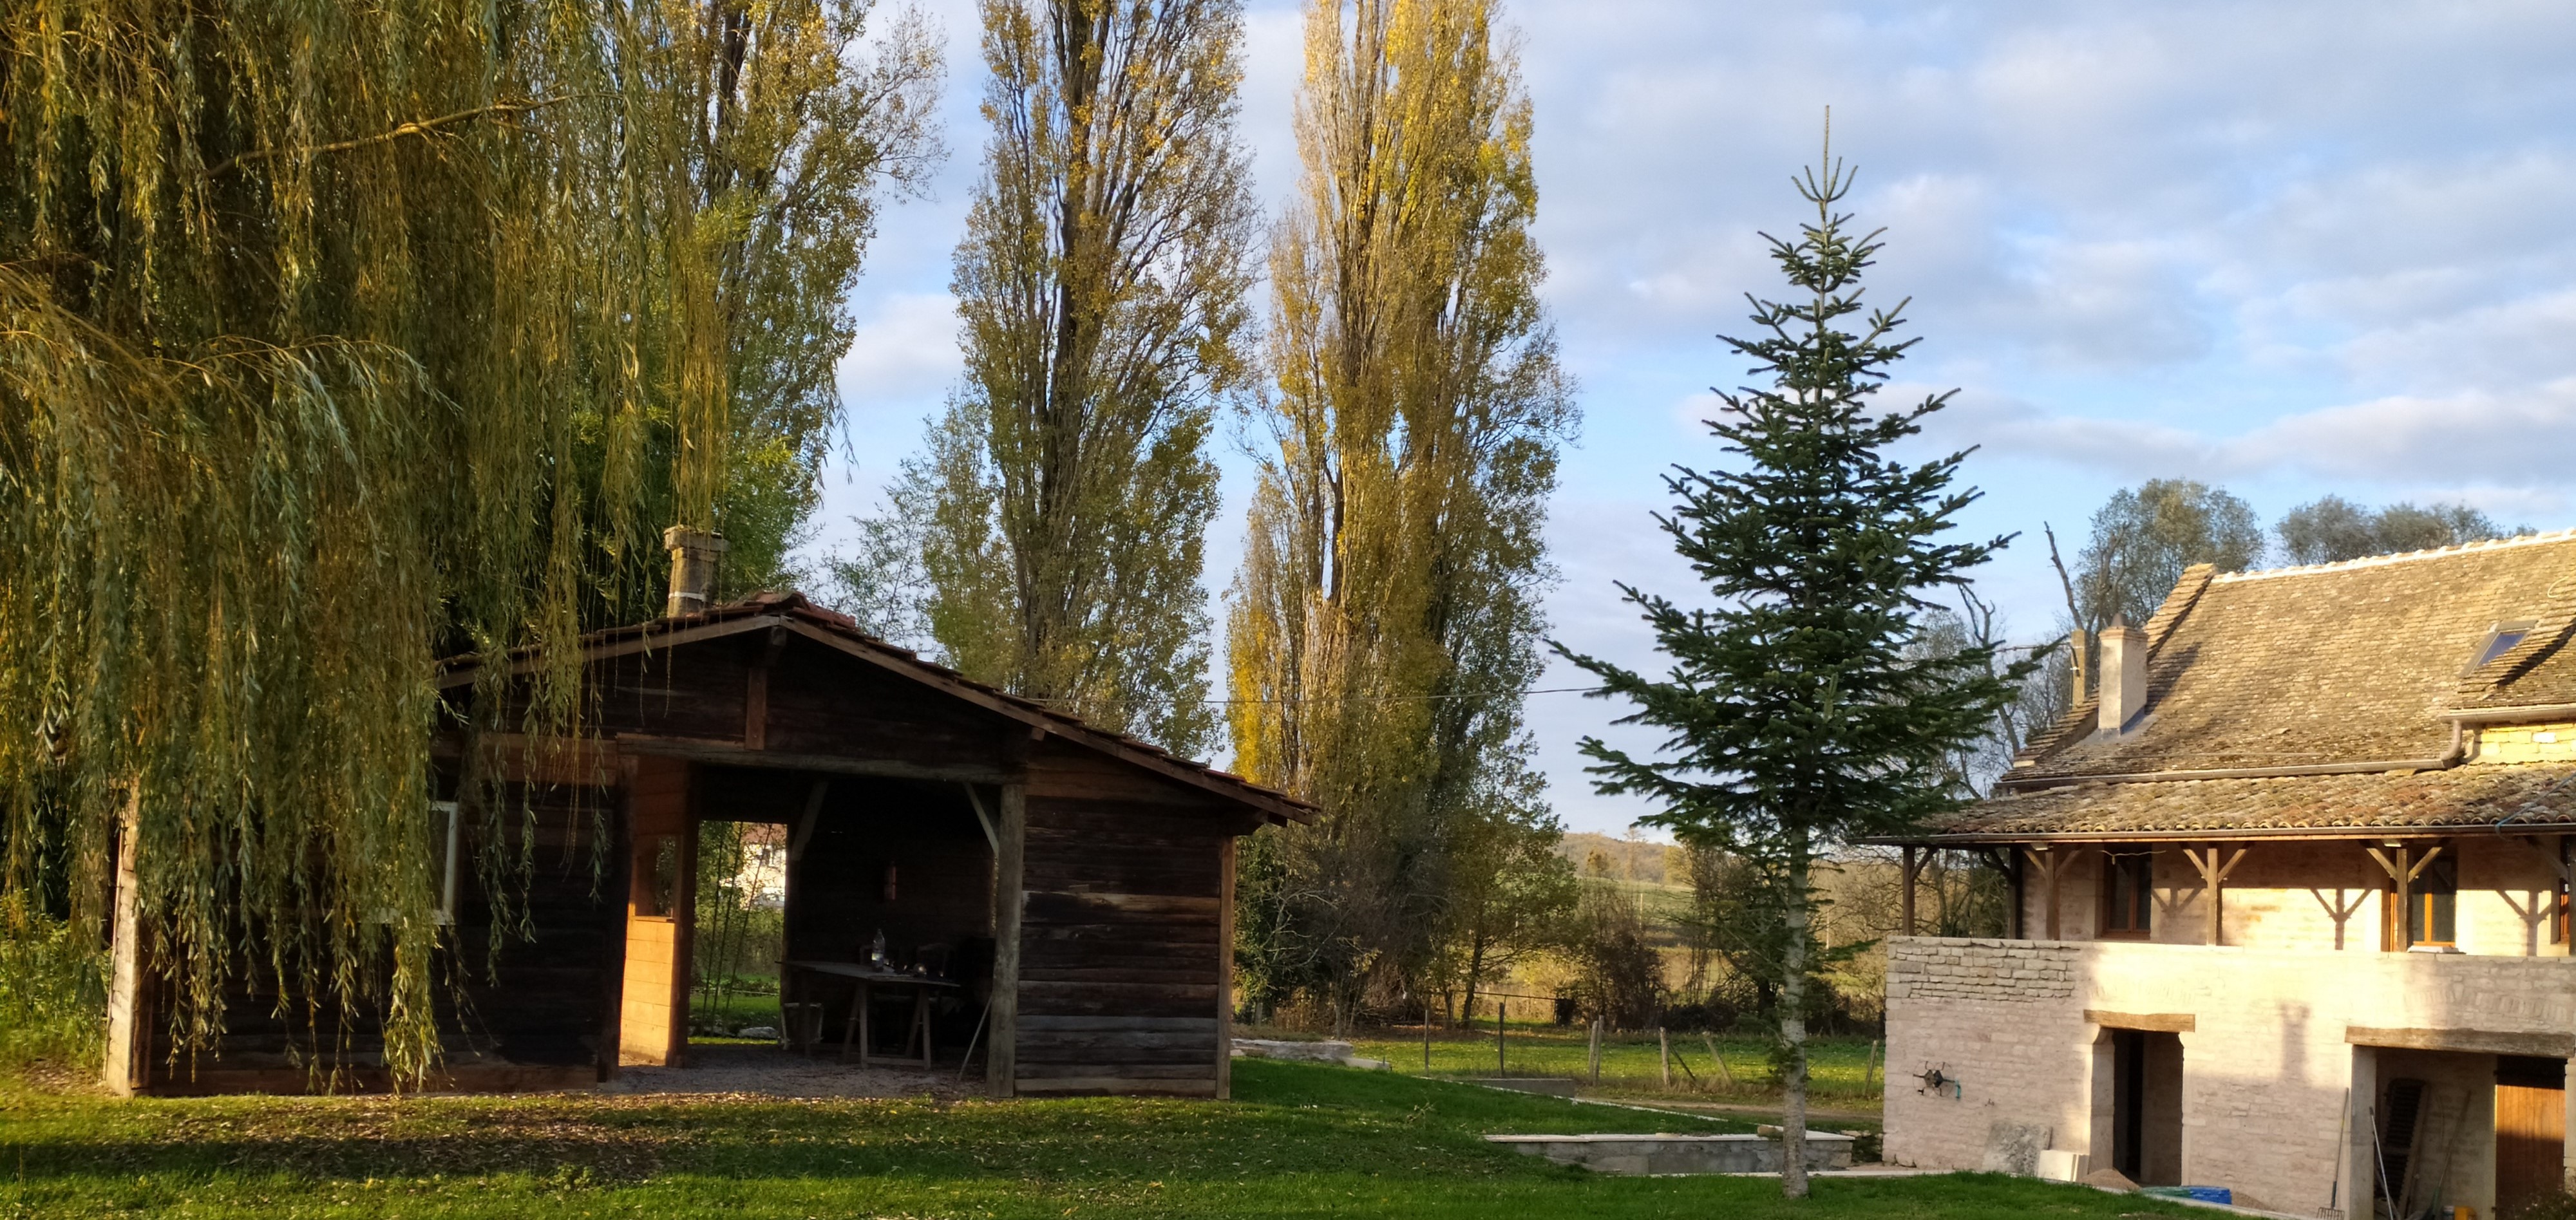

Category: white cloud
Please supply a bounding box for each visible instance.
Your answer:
[1918,379,2576,491]
[836,291,961,415]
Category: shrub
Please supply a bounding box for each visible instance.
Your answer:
[0,908,104,1072]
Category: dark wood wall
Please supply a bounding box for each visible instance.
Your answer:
[138,774,623,1094]
[583,629,1012,774]
[1009,743,1261,1097]
[784,778,994,975]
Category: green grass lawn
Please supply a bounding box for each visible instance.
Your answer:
[686,987,782,1036]
[0,1058,2197,1219]
[1349,1024,1886,1107]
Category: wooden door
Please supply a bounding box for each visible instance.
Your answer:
[2497,1055,2566,1218]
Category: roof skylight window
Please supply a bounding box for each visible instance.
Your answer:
[2472,622,2535,671]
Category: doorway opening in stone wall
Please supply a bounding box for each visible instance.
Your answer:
[2496,1055,2566,1219]
[2108,1029,2184,1187]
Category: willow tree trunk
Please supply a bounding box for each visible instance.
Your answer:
[1779,854,1812,1199]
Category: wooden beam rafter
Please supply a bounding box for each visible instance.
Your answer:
[1900,846,1923,936]
[2364,843,2443,952]
[2022,846,2078,941]
[2182,845,2249,946]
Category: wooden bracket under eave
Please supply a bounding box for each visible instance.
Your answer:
[2183,845,2249,946]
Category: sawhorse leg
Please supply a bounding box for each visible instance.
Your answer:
[839,981,872,1065]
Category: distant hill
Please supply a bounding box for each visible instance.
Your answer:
[1556,831,1681,888]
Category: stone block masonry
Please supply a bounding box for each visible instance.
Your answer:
[1885,935,2576,1217]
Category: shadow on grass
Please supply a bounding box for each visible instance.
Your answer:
[0,1061,2203,1219]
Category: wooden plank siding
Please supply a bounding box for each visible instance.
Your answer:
[1008,742,1260,1096]
[129,776,626,1094]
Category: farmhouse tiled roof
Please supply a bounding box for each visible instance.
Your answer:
[2019,530,2576,781]
[1911,529,2576,840]
[1917,763,2576,841]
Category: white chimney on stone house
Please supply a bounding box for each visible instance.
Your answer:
[2096,615,2148,735]
[663,525,728,619]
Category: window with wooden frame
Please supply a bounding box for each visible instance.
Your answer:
[2099,850,2154,937]
[2388,852,2459,950]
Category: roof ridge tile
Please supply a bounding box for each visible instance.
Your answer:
[2218,527,2576,583]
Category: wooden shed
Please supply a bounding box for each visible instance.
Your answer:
[106,588,1306,1098]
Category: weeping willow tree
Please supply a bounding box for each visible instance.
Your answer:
[0,0,938,1084]
[1226,0,1573,1026]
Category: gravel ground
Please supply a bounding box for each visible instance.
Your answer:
[600,1044,974,1099]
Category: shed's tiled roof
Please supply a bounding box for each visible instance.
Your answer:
[1923,763,2576,840]
[1918,530,2576,840]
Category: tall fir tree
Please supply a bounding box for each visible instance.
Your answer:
[1553,144,2027,1198]
[880,0,1258,756]
[1226,0,1575,1023]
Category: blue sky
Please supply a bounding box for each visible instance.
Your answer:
[812,0,2576,836]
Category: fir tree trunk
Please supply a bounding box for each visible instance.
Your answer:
[1779,853,1812,1199]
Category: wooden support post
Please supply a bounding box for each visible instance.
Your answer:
[2022,846,2070,941]
[1659,1027,1672,1089]
[600,757,634,1082]
[1900,845,1922,936]
[987,780,1027,1097]
[2184,844,2249,946]
[1986,848,2027,939]
[2364,843,2441,952]
[102,789,147,1096]
[672,784,701,1068]
[1707,1032,1736,1089]
[1496,1002,1506,1075]
[1588,1018,1602,1084]
[1216,836,1236,1100]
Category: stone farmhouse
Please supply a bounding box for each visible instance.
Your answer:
[1882,530,2576,1219]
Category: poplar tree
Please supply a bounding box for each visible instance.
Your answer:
[891,0,1258,756]
[1227,0,1574,1022]
[0,0,938,1081]
[1554,147,2025,1198]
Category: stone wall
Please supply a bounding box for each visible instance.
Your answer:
[2472,724,2576,765]
[1886,936,2576,1215]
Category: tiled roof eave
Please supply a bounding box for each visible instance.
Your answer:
[1893,762,2576,841]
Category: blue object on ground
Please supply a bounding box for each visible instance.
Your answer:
[2140,1185,2233,1204]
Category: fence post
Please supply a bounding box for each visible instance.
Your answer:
[1587,1018,1602,1085]
[1496,1002,1506,1075]
[1658,1027,1671,1089]
[1423,1006,1432,1073]
[1705,1032,1736,1090]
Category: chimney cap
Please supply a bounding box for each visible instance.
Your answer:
[663,525,728,554]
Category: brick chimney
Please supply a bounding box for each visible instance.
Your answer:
[2097,615,2148,735]
[663,526,728,619]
